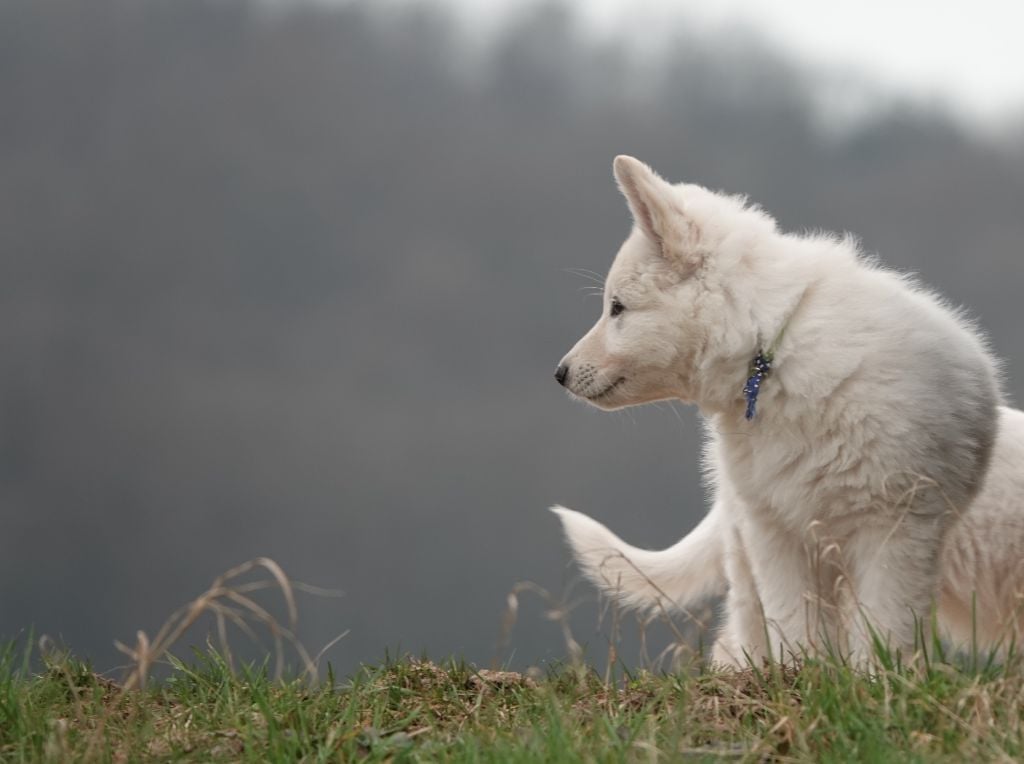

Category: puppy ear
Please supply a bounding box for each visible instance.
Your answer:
[613,155,699,261]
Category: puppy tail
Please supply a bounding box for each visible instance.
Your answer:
[550,503,726,614]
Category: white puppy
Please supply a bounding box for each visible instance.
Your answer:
[553,156,1024,667]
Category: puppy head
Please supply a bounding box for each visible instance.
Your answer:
[555,156,763,410]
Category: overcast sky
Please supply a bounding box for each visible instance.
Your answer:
[330,0,1024,126]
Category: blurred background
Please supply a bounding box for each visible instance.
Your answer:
[2,0,1023,678]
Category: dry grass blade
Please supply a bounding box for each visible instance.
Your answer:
[496,580,586,670]
[114,557,339,690]
[314,630,351,673]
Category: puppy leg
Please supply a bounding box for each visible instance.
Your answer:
[847,515,949,664]
[712,524,770,667]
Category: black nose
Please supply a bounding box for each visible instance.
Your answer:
[554,363,569,387]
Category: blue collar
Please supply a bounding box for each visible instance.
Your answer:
[741,313,794,420]
[742,350,774,420]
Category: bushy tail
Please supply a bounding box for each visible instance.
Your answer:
[551,503,727,613]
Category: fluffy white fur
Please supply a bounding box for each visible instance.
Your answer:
[553,155,1024,667]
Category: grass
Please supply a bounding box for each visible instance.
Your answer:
[5,558,1024,762]
[3,639,1024,762]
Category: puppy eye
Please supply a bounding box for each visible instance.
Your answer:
[610,297,625,317]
